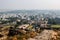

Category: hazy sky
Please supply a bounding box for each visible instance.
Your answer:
[0,0,60,10]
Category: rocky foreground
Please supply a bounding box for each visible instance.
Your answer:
[0,29,60,40]
[28,29,58,40]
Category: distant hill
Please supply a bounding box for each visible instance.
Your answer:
[0,10,60,18]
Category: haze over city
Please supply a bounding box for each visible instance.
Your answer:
[0,0,60,10]
[0,0,60,40]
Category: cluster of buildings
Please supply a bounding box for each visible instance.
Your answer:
[0,13,52,40]
[0,13,50,27]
